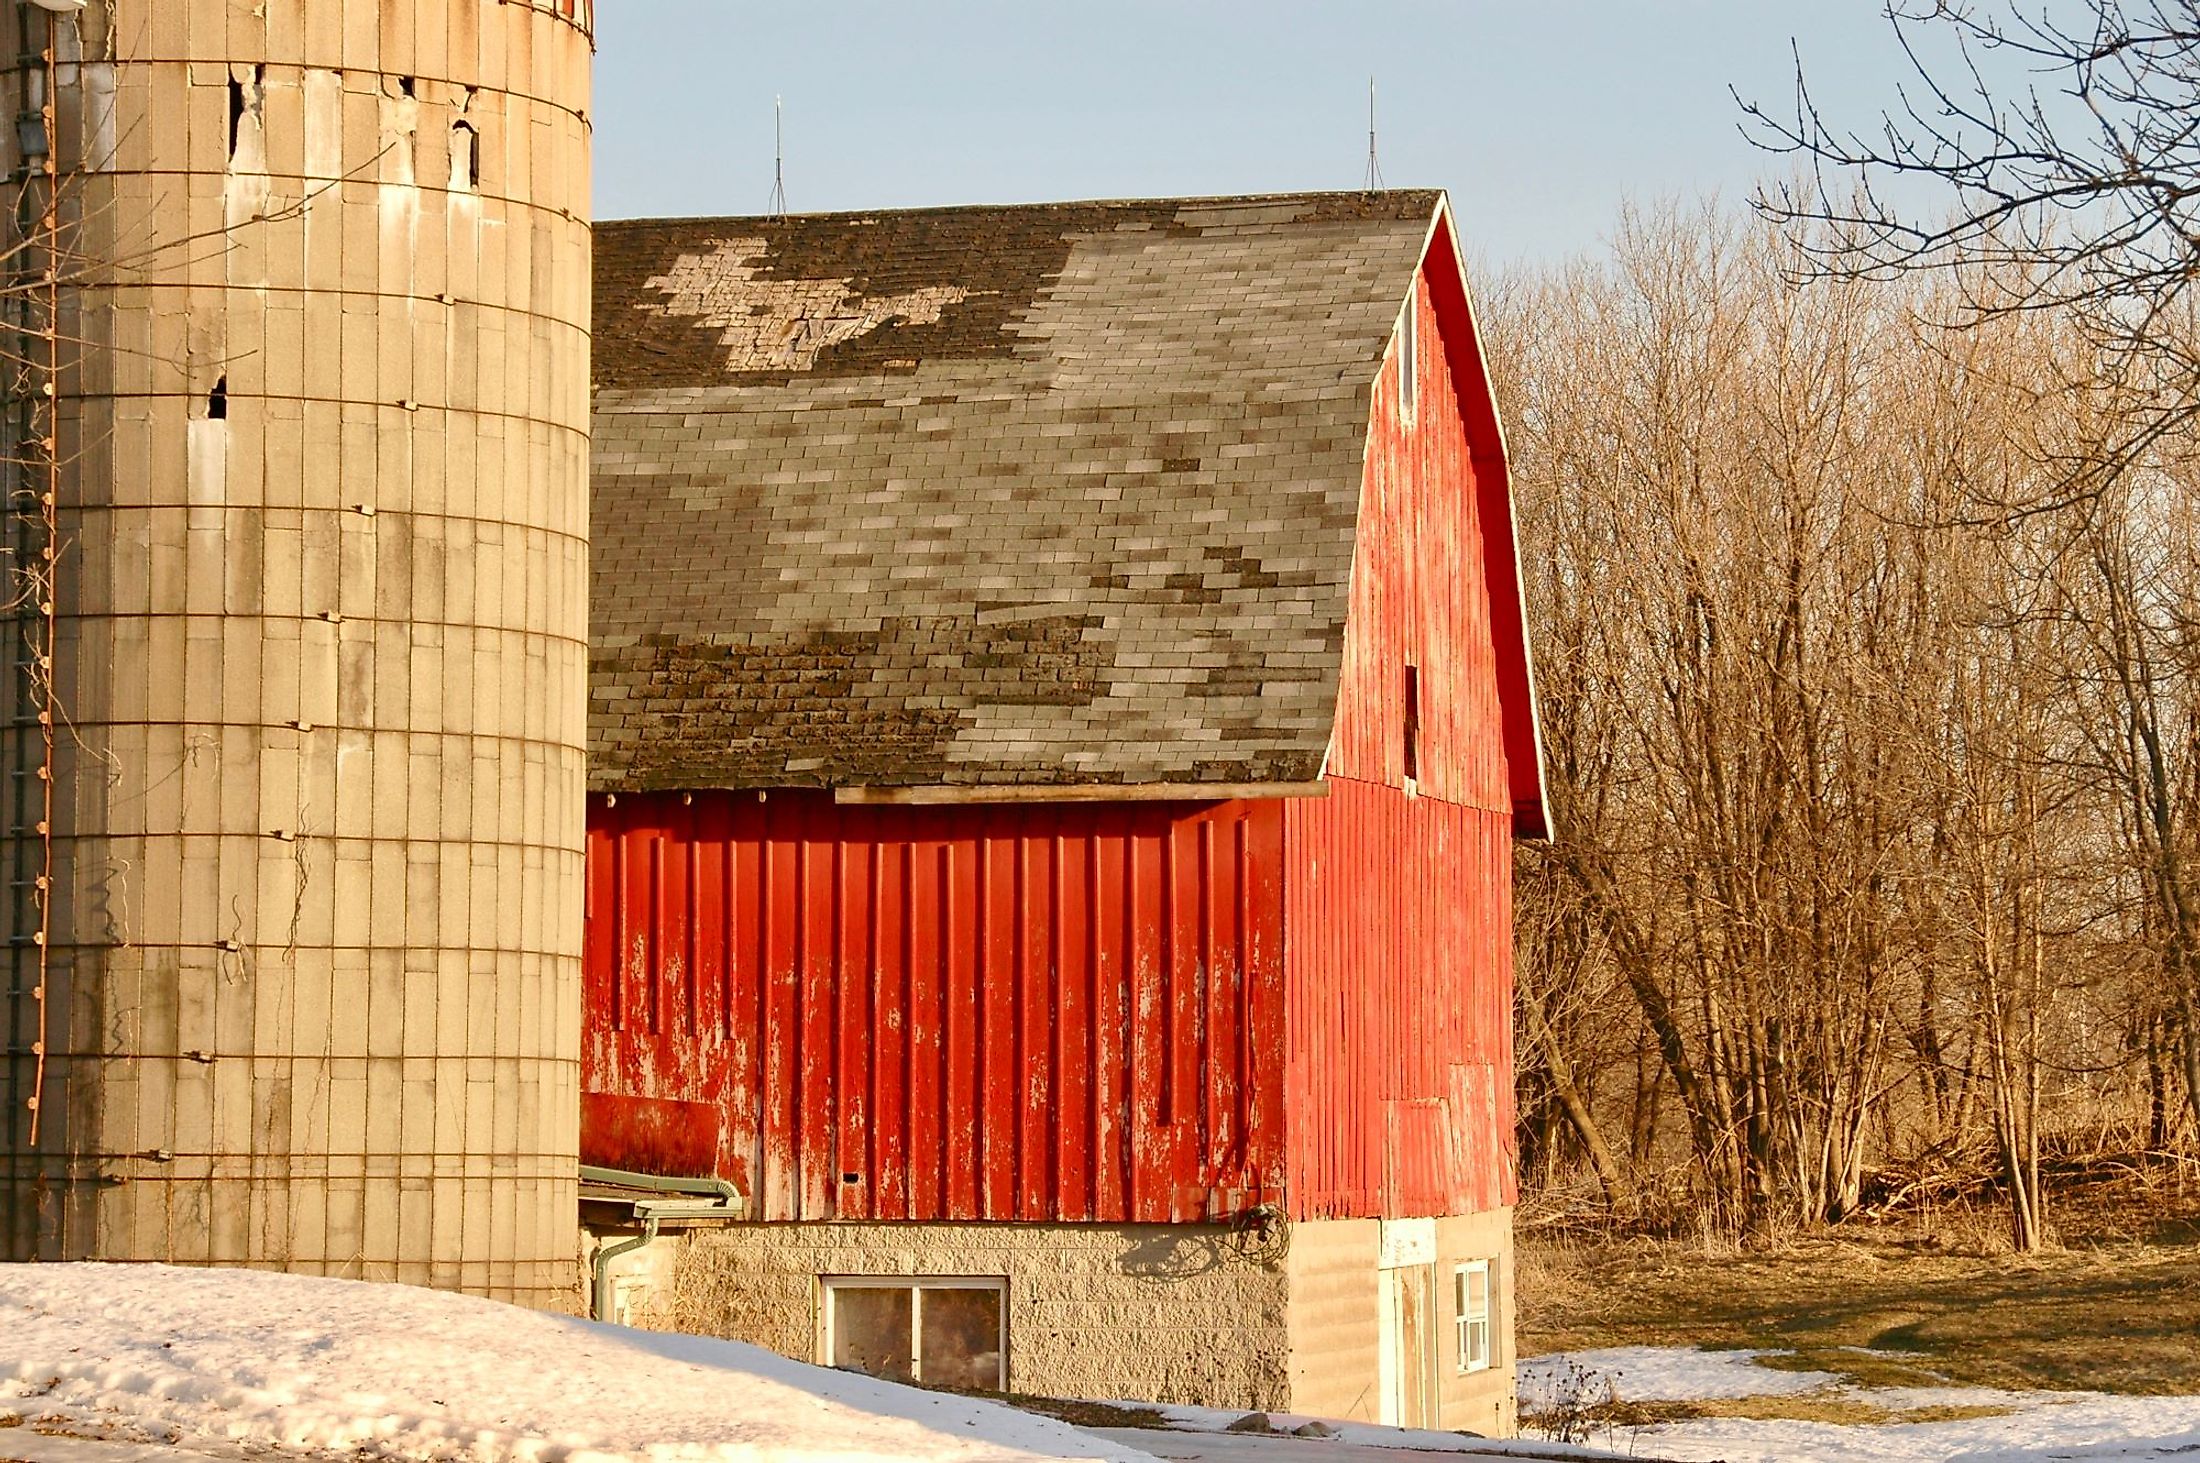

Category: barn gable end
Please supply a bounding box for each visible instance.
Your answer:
[1286,213,1527,1221]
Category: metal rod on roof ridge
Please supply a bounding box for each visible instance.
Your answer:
[769,94,787,220]
[1365,75,1383,192]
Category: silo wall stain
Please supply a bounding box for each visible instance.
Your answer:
[0,0,593,1307]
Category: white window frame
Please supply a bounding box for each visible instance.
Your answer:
[1454,1259,1492,1374]
[1397,295,1418,425]
[820,1275,1009,1389]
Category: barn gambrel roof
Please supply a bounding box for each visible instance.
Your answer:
[589,189,1543,826]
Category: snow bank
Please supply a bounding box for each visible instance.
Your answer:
[0,1264,1150,1463]
[1517,1346,1835,1408]
[1522,1344,2200,1463]
[1135,1401,1612,1455]
[1632,1393,2200,1463]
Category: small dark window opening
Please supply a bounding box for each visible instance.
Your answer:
[398,75,417,99]
[1403,664,1421,783]
[226,76,246,158]
[207,376,228,421]
[1398,298,1418,423]
[451,119,479,190]
[226,66,264,165]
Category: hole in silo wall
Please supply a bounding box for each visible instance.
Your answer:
[207,376,227,420]
[451,120,479,191]
[226,64,263,166]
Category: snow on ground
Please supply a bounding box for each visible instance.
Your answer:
[1629,1393,2200,1463]
[1123,1401,1616,1457]
[1084,1428,1624,1461]
[0,1434,202,1463]
[1522,1345,2200,1463]
[1517,1347,1837,1407]
[0,1264,1150,1463]
[21,1262,2200,1463]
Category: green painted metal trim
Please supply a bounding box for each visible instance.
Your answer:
[580,1163,742,1206]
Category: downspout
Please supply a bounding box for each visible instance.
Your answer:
[589,1216,659,1323]
[581,1167,746,1323]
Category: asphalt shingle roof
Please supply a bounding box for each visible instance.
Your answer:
[590,190,1442,791]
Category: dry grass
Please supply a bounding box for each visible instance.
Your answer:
[1011,1397,1171,1430]
[1599,1396,2018,1427]
[1519,1187,2200,1397]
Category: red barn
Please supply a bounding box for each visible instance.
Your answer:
[582,191,1547,1432]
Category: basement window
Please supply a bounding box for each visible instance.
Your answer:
[824,1277,1006,1391]
[1455,1260,1492,1374]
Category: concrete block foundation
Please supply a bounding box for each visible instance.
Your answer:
[591,1209,1516,1435]
[644,1220,1293,1411]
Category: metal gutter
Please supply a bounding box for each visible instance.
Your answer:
[580,1163,743,1208]
[581,1165,745,1323]
[833,780,1329,806]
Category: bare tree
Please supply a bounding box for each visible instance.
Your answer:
[1492,203,2166,1242]
[1742,1,2200,499]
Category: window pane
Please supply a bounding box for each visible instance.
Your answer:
[831,1287,914,1383]
[918,1285,1003,1391]
[1467,1265,1488,1319]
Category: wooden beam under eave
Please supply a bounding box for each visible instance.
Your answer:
[832,780,1330,806]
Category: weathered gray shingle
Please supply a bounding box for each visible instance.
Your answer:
[590,190,1439,791]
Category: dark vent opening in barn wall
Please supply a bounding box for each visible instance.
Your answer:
[1404,662,1420,784]
[1399,293,1418,422]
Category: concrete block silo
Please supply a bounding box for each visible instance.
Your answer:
[0,0,592,1305]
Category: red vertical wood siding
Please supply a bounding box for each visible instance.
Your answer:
[1323,268,1510,814]
[1284,785,1516,1217]
[1282,257,1520,1220]
[584,791,1287,1224]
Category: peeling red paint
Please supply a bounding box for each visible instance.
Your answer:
[585,793,1287,1223]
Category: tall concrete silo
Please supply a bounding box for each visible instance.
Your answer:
[0,0,592,1305]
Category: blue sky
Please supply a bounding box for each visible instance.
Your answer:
[592,4,1920,264]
